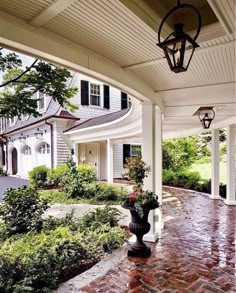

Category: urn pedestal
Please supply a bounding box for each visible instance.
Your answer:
[128,209,151,257]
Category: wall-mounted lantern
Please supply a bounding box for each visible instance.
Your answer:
[18,133,26,143]
[34,128,43,139]
[157,0,201,73]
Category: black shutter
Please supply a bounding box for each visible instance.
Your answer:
[81,80,89,106]
[121,92,128,110]
[123,144,131,165]
[103,85,110,109]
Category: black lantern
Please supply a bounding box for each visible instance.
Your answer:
[34,128,43,139]
[198,109,215,129]
[18,133,26,143]
[157,1,201,73]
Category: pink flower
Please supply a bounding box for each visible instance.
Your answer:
[129,192,137,202]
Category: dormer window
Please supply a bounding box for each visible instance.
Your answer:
[21,113,29,121]
[9,117,16,127]
[90,83,101,106]
[37,92,46,113]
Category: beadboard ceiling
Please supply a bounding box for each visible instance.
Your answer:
[0,0,235,137]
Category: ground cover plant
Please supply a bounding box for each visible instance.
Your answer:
[0,187,126,293]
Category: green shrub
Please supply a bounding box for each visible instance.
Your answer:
[0,206,126,292]
[174,170,201,190]
[95,183,123,201]
[29,165,50,188]
[0,167,6,176]
[0,186,48,237]
[79,206,121,230]
[163,169,176,186]
[48,164,69,186]
[0,227,90,293]
[77,164,97,183]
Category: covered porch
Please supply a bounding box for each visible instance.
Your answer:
[0,0,235,289]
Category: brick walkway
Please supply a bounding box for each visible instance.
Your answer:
[81,187,236,293]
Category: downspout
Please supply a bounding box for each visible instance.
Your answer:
[45,120,54,169]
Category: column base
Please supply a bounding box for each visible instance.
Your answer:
[209,195,221,200]
[143,232,159,243]
[224,199,236,206]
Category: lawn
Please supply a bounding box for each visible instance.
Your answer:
[190,161,226,184]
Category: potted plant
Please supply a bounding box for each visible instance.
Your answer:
[122,156,159,257]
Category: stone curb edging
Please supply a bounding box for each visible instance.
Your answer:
[55,245,128,293]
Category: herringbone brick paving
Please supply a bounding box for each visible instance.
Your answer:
[81,187,236,293]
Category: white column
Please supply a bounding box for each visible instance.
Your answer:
[155,108,164,229]
[225,124,236,205]
[210,129,221,199]
[142,102,161,242]
[107,139,113,184]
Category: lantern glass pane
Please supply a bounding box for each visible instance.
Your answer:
[173,41,182,67]
[183,39,194,69]
[165,43,175,68]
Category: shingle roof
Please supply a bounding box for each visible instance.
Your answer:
[64,108,130,133]
[2,99,79,135]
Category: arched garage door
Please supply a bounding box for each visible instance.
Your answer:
[37,142,51,168]
[21,145,33,177]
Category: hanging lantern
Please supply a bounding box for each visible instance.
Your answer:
[198,109,215,129]
[157,0,201,73]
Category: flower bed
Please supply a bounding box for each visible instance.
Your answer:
[0,187,127,293]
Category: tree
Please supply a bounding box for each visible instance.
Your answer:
[0,49,78,118]
[162,137,198,171]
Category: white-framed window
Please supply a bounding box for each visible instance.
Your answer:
[9,117,16,127]
[39,143,50,154]
[23,145,31,155]
[90,83,101,106]
[37,92,46,112]
[130,145,141,157]
[21,113,29,121]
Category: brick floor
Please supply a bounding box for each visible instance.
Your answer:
[81,187,236,293]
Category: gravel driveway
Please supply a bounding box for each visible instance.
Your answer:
[0,176,29,201]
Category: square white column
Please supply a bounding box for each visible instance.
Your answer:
[107,139,113,184]
[210,129,221,199]
[142,102,163,242]
[225,124,236,205]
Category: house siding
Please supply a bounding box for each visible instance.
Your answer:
[1,72,131,178]
[70,73,122,122]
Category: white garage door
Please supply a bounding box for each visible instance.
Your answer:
[38,143,51,168]
[22,145,33,177]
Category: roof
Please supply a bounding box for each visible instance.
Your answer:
[2,101,79,135]
[64,108,130,133]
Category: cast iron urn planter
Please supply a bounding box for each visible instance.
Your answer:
[122,202,159,257]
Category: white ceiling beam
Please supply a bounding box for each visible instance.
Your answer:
[29,0,76,27]
[207,0,233,35]
[123,39,235,70]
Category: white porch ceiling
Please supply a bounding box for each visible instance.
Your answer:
[0,0,235,138]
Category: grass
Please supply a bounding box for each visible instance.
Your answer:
[190,160,226,184]
[40,190,123,205]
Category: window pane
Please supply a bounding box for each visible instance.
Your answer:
[90,95,100,106]
[38,92,45,110]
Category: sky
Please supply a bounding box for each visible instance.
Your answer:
[0,48,35,84]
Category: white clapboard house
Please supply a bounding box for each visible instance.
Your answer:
[0,73,141,180]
